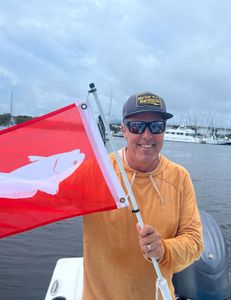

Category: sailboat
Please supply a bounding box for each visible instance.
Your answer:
[0,91,15,130]
[201,128,229,145]
[8,91,16,127]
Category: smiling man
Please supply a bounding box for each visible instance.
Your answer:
[83,92,203,300]
[122,112,165,172]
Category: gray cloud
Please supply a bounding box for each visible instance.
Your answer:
[0,0,231,127]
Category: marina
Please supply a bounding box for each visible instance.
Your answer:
[111,124,231,145]
[1,118,231,145]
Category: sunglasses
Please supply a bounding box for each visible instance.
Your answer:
[124,120,166,134]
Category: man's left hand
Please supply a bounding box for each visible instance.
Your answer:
[136,223,164,261]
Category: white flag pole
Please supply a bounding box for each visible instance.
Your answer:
[88,83,172,300]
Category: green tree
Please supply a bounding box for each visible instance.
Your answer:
[14,115,33,124]
[0,113,11,126]
[0,114,33,126]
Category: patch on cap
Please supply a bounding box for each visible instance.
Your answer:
[136,94,162,109]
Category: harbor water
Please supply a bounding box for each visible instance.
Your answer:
[0,139,230,300]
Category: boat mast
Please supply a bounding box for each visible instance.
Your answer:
[9,90,15,126]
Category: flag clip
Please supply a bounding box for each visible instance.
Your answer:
[88,82,97,93]
[131,208,140,213]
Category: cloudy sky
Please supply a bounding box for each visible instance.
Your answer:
[0,0,231,127]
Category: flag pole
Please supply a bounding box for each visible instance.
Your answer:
[88,83,172,300]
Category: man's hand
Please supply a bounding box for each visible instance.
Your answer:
[136,223,164,261]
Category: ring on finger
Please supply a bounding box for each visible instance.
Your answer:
[147,244,151,252]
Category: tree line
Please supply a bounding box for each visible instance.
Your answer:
[0,113,33,126]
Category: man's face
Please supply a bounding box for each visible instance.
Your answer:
[121,112,165,172]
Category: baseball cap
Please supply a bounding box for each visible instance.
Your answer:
[122,92,173,121]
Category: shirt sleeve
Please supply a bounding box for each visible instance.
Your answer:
[160,171,204,273]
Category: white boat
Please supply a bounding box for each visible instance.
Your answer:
[201,136,230,145]
[112,131,123,137]
[45,211,231,300]
[164,125,200,143]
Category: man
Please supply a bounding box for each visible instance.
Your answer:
[83,92,203,299]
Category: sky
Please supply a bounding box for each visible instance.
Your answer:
[0,0,231,127]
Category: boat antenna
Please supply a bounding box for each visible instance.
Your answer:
[107,91,113,122]
[9,90,15,127]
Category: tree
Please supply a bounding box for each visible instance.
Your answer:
[0,114,33,126]
[14,115,33,124]
[0,113,11,126]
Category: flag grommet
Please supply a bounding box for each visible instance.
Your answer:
[81,103,88,110]
[120,197,126,203]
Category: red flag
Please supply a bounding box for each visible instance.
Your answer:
[0,102,127,238]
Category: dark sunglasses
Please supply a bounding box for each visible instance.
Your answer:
[124,120,166,134]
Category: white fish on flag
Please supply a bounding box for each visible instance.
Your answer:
[0,149,85,199]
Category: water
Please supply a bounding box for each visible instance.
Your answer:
[0,139,231,300]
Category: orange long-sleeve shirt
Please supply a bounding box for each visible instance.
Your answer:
[83,149,203,299]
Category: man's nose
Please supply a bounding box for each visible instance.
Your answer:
[142,126,153,137]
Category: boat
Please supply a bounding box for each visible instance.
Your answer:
[112,130,124,137]
[201,124,231,145]
[45,210,231,300]
[0,91,16,129]
[201,136,231,145]
[164,125,200,143]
